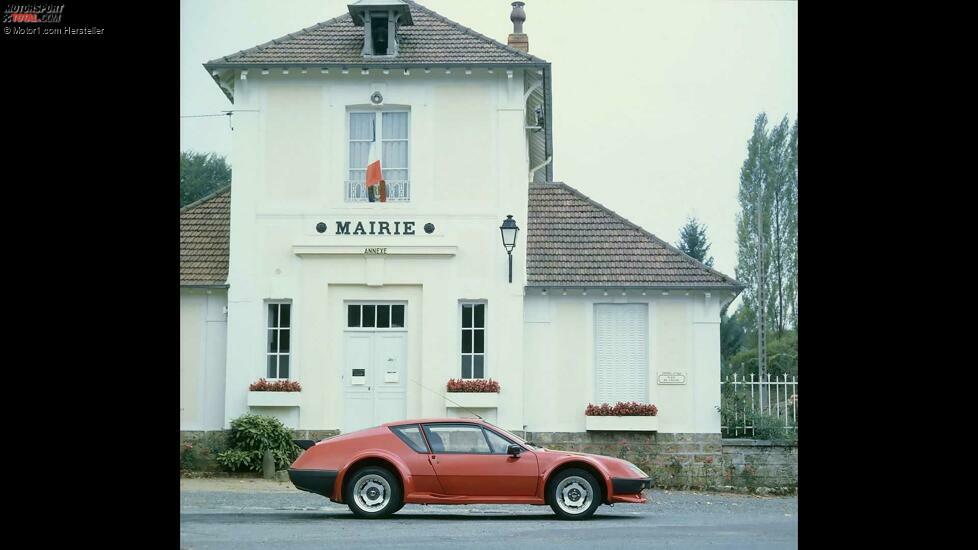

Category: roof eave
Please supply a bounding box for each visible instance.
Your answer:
[180,283,230,289]
[524,283,745,291]
[201,61,550,70]
[202,64,235,103]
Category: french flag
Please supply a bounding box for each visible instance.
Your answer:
[365,123,387,202]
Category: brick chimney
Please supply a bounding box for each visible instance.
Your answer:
[507,1,528,52]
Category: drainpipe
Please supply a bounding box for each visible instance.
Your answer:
[529,156,552,182]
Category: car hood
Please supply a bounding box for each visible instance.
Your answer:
[535,447,630,468]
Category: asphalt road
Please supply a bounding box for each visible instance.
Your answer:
[180,479,797,549]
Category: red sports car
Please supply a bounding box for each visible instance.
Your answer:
[288,418,652,520]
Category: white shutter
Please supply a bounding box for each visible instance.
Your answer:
[594,304,649,404]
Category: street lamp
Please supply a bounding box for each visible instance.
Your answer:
[499,214,519,283]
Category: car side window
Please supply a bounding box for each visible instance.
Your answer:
[483,428,514,454]
[390,424,428,453]
[422,424,491,454]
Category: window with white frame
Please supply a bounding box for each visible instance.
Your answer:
[460,303,486,379]
[266,302,291,379]
[347,303,406,329]
[348,110,409,201]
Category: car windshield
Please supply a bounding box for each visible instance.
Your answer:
[483,422,540,450]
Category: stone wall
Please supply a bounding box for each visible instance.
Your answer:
[520,431,725,489]
[721,439,797,490]
[180,429,797,491]
[520,431,797,491]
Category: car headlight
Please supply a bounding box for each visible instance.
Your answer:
[627,462,648,477]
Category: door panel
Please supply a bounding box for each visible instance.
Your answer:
[423,423,539,496]
[343,333,374,433]
[428,453,539,496]
[373,333,406,425]
[342,328,407,433]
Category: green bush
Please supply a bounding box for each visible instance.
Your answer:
[750,413,798,444]
[180,443,197,471]
[215,414,300,472]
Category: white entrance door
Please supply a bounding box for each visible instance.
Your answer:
[343,331,407,433]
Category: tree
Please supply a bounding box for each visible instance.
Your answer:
[181,151,231,207]
[676,216,715,267]
[785,119,798,331]
[735,113,770,336]
[720,306,746,367]
[735,113,798,340]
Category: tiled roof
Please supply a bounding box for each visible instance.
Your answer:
[527,183,742,288]
[204,0,546,67]
[180,187,230,287]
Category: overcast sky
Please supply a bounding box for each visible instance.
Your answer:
[181,0,797,286]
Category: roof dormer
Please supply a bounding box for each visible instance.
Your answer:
[348,0,414,57]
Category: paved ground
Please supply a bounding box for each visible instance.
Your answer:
[180,478,797,550]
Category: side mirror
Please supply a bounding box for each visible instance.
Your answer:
[507,444,522,457]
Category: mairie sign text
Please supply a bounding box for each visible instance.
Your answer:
[335,221,416,235]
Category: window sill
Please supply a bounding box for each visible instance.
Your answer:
[445,392,499,409]
[585,415,658,432]
[247,391,301,408]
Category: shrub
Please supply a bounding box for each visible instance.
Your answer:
[215,414,300,472]
[180,443,196,471]
[749,413,798,444]
[249,378,302,392]
[585,402,658,416]
[446,378,500,393]
[178,432,227,473]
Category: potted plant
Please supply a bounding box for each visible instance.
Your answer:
[246,378,302,408]
[584,401,659,432]
[445,378,500,409]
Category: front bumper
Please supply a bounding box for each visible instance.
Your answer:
[611,477,653,495]
[288,469,338,498]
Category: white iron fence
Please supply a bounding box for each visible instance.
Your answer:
[720,374,798,437]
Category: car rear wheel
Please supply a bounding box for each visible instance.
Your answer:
[344,466,401,519]
[548,468,601,520]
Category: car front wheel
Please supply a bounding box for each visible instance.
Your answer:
[344,466,402,518]
[548,468,602,520]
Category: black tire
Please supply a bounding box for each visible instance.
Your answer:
[547,468,602,520]
[344,466,402,519]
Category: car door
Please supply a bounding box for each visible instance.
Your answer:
[421,423,538,497]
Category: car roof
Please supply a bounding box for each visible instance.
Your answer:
[381,417,488,427]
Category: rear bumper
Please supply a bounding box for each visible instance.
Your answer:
[611,477,653,495]
[288,469,338,498]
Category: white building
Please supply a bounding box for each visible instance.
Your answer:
[180,0,741,439]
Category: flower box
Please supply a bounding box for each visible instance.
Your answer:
[445,392,499,409]
[585,415,659,432]
[247,391,301,408]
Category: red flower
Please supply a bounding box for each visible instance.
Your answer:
[446,378,500,393]
[249,378,302,392]
[584,401,658,416]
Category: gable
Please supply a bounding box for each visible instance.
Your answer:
[527,183,741,289]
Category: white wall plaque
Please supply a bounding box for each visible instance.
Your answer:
[657,372,687,385]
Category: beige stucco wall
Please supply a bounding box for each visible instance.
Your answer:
[224,69,531,431]
[180,289,227,431]
[523,291,725,433]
